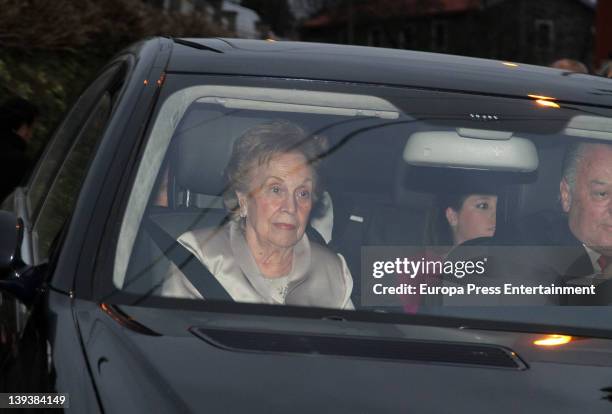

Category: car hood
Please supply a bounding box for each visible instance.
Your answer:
[74,303,612,414]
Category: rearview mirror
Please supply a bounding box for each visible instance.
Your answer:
[403,130,539,172]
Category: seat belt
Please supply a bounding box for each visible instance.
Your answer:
[143,217,232,301]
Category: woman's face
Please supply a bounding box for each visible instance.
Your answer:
[446,194,497,246]
[238,152,314,250]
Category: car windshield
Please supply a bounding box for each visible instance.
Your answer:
[112,74,612,332]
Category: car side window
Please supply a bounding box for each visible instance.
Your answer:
[27,64,122,219]
[32,88,115,262]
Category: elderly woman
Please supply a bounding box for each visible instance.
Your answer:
[162,120,354,309]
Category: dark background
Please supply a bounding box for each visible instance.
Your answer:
[1,0,610,162]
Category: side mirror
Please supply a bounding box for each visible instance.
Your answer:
[0,210,25,276]
[0,210,45,305]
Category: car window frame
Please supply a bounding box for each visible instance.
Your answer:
[59,39,173,299]
[26,63,124,223]
[27,62,128,265]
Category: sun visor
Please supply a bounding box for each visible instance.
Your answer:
[564,115,612,140]
[195,87,400,119]
[403,130,538,172]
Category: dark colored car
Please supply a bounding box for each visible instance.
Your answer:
[2,37,612,413]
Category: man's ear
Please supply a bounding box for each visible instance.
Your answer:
[445,207,458,227]
[560,179,572,213]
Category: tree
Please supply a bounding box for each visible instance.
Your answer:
[0,0,229,51]
[0,0,230,156]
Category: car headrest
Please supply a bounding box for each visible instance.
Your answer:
[310,191,334,243]
[516,142,565,216]
[393,163,434,210]
[171,109,268,195]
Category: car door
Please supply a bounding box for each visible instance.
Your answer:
[0,59,130,391]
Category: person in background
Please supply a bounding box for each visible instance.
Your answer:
[0,97,39,202]
[550,58,588,74]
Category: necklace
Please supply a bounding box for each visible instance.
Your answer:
[265,276,290,301]
[277,283,289,299]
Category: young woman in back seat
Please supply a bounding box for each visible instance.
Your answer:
[401,192,498,313]
[427,192,498,247]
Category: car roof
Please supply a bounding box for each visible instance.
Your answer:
[164,37,612,108]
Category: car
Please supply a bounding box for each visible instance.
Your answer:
[2,37,612,413]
